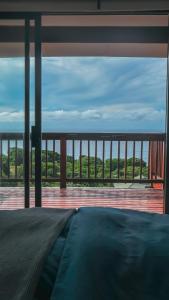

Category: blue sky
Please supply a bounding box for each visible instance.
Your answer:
[0,57,167,133]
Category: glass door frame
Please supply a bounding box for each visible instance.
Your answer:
[0,12,42,208]
[165,19,169,214]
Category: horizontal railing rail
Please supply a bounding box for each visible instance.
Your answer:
[0,132,166,188]
[0,132,165,140]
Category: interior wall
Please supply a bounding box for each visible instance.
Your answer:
[0,0,168,12]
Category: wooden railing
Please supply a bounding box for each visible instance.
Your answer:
[0,132,165,188]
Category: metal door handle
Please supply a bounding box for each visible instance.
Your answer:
[31,126,37,148]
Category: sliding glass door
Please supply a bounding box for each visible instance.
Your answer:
[0,15,42,209]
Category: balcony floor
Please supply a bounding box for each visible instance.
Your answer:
[0,187,164,214]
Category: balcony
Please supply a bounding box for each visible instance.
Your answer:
[0,132,165,213]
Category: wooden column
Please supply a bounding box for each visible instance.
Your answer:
[165,19,169,212]
[60,137,67,189]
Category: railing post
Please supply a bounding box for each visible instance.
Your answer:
[60,136,67,189]
[149,140,164,189]
[149,141,155,184]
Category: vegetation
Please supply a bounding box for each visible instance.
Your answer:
[0,148,148,187]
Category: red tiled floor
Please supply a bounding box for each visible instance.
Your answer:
[0,187,164,213]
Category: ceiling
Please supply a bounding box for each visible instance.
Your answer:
[0,0,168,12]
[0,7,168,57]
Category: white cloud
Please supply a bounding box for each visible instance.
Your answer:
[0,103,164,124]
[0,110,24,122]
[42,109,100,120]
[97,103,165,121]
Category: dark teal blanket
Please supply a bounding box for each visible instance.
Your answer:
[0,208,74,300]
[39,207,169,300]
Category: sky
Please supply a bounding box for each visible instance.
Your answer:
[0,56,167,133]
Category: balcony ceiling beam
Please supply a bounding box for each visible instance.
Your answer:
[0,26,168,43]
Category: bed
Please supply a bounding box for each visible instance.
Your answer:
[1,207,169,300]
